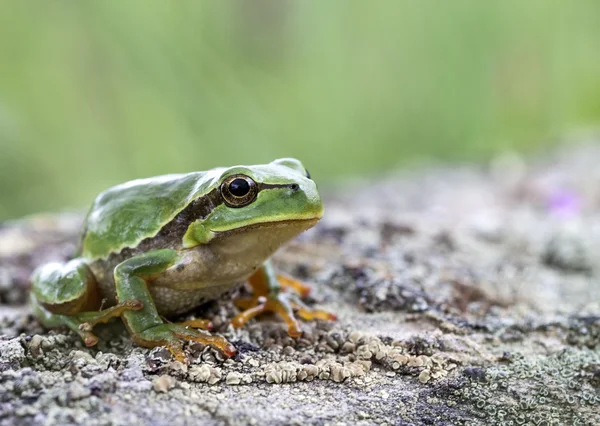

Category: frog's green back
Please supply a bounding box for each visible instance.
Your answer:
[81,170,222,260]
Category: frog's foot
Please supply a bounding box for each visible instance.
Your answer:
[30,295,144,347]
[231,262,337,337]
[132,324,236,363]
[231,261,337,337]
[232,291,337,338]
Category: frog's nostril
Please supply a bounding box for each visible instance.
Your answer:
[290,184,300,191]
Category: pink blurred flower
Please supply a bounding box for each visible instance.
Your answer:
[547,188,581,218]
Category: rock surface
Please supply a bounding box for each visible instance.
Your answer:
[1,143,600,425]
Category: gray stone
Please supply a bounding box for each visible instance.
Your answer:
[2,143,600,425]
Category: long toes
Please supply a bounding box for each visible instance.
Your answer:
[231,304,267,329]
[285,319,302,338]
[232,291,335,338]
[76,322,99,346]
[289,294,337,321]
[174,329,237,357]
[134,324,236,361]
[179,319,214,331]
[166,342,186,363]
[277,274,312,297]
[82,331,98,347]
[296,308,338,321]
[269,300,302,338]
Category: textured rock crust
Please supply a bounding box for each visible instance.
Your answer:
[1,143,600,425]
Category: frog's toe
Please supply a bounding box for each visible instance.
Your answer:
[133,324,236,362]
[76,324,99,347]
[289,295,338,322]
[296,308,338,321]
[76,299,144,327]
[171,326,236,357]
[231,292,333,338]
[172,318,214,331]
[233,295,304,334]
[231,297,278,330]
[241,262,337,337]
[277,274,312,298]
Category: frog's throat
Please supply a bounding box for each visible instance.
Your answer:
[182,217,320,248]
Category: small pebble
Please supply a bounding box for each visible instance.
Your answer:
[208,368,222,385]
[153,375,176,393]
[71,350,95,363]
[282,346,295,356]
[341,342,355,354]
[68,381,91,400]
[226,372,242,385]
[28,335,43,358]
[189,365,211,383]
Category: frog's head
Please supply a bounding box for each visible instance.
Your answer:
[183,158,324,247]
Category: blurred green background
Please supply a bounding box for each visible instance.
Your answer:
[1,1,599,220]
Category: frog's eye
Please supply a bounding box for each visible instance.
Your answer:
[220,174,258,208]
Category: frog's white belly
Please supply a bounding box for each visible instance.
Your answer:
[148,282,241,316]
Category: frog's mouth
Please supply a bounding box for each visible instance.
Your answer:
[213,217,320,237]
[221,217,321,234]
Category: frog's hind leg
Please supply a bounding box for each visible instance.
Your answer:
[30,259,143,346]
[231,260,337,337]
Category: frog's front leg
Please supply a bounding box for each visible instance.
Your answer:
[114,249,236,361]
[231,260,337,337]
[30,259,144,346]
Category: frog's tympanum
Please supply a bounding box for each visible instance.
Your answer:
[30,158,335,361]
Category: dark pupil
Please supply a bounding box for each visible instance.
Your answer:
[229,178,250,197]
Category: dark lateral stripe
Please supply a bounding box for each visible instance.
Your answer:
[186,187,223,220]
[258,182,297,190]
[169,187,222,224]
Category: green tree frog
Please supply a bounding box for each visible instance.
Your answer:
[30,158,335,362]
